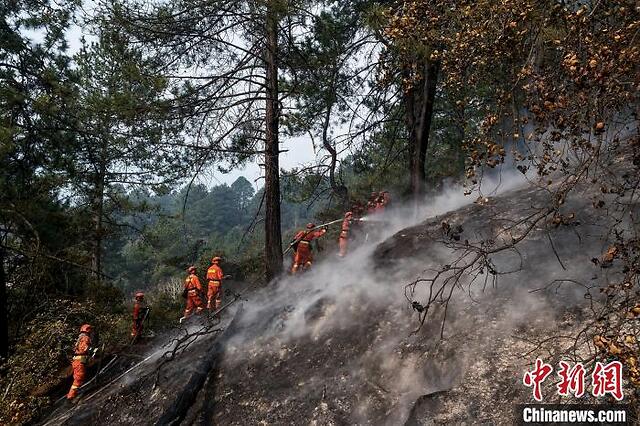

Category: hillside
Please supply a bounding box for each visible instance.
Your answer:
[41,176,637,425]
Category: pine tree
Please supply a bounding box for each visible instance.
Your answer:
[0,0,79,359]
[70,31,187,279]
[100,0,318,281]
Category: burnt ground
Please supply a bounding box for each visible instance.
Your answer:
[38,299,244,426]
[39,178,639,425]
[208,180,637,425]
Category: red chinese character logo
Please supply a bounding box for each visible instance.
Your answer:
[523,358,553,401]
[591,361,624,401]
[557,361,586,397]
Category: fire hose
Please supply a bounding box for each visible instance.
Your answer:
[45,293,244,426]
[83,292,242,403]
[283,218,363,256]
[52,344,110,405]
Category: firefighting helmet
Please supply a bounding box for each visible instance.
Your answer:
[187,266,196,273]
[80,324,93,333]
[306,223,315,229]
[212,256,221,263]
[135,291,144,299]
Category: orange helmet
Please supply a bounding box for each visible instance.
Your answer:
[80,324,92,333]
[211,256,221,263]
[306,223,315,229]
[135,291,144,299]
[187,266,196,274]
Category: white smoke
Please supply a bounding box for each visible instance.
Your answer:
[73,162,613,425]
[217,169,607,422]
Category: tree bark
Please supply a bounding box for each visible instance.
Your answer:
[91,163,106,281]
[405,60,440,198]
[0,245,8,360]
[263,1,283,282]
[452,97,466,172]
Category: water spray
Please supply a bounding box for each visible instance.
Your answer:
[283,216,382,255]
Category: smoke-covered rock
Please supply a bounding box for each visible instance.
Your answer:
[41,172,636,425]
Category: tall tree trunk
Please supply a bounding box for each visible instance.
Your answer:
[264,1,283,282]
[0,245,8,360]
[91,165,106,281]
[405,60,440,198]
[453,97,466,173]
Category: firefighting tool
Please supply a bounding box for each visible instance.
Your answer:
[284,218,361,255]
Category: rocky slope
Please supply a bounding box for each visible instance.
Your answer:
[210,180,633,425]
[41,175,638,425]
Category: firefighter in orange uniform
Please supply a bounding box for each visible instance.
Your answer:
[206,256,224,310]
[378,191,391,211]
[382,191,391,207]
[183,266,204,319]
[375,192,386,212]
[367,192,379,214]
[351,203,364,220]
[131,292,149,340]
[291,223,327,274]
[338,212,353,257]
[66,324,94,400]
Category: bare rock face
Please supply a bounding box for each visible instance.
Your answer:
[42,178,637,425]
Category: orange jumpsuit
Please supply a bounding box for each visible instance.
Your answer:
[291,228,326,274]
[366,200,378,215]
[338,217,351,257]
[184,273,204,317]
[376,192,391,212]
[131,301,148,338]
[206,264,224,310]
[66,332,92,399]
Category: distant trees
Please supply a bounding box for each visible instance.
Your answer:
[71,32,187,279]
[231,176,255,211]
[104,177,324,292]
